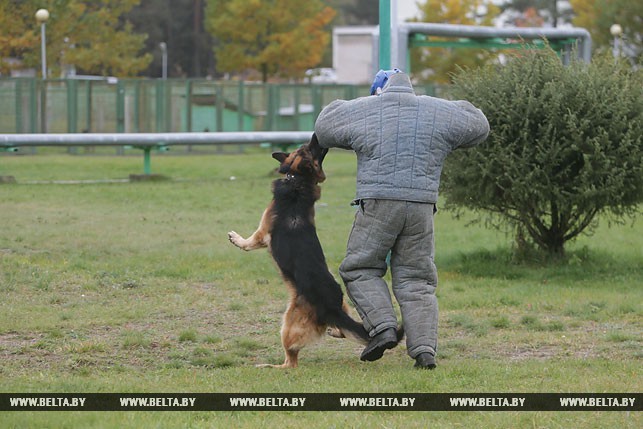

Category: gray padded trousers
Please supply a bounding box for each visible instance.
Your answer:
[339,199,438,359]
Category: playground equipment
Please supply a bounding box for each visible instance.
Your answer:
[378,0,592,70]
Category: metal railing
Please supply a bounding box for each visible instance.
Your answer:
[0,131,315,176]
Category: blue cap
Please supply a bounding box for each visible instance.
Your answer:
[370,68,402,95]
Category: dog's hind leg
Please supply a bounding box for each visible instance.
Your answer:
[256,350,299,369]
[228,203,273,251]
[257,296,322,368]
[257,302,303,368]
[256,312,301,368]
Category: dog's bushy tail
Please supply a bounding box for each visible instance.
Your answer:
[329,310,369,343]
[330,310,405,345]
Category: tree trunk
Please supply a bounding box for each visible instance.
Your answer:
[261,63,268,83]
[542,233,565,258]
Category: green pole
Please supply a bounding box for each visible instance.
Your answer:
[293,85,300,131]
[215,84,224,132]
[40,79,47,133]
[116,80,125,133]
[115,80,126,155]
[237,80,245,131]
[185,79,193,132]
[312,85,322,121]
[133,80,141,132]
[237,81,245,152]
[143,147,152,175]
[85,81,92,132]
[15,79,23,133]
[155,80,165,132]
[67,79,78,154]
[266,85,276,131]
[379,0,391,69]
[67,79,78,133]
[29,78,37,133]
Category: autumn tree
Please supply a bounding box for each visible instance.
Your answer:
[411,0,501,83]
[342,0,379,25]
[205,0,336,82]
[0,1,38,75]
[498,0,575,27]
[0,0,151,77]
[569,0,642,64]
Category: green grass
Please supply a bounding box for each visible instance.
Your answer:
[0,151,641,428]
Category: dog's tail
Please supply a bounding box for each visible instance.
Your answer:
[329,309,405,346]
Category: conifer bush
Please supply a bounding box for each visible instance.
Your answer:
[445,49,642,257]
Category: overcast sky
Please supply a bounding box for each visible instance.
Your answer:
[396,0,421,22]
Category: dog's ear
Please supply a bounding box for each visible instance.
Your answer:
[272,152,289,163]
[308,133,328,164]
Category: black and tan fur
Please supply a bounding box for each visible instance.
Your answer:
[227,134,373,368]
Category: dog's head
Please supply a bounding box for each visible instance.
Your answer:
[272,133,328,183]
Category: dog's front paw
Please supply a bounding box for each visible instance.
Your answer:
[228,231,243,247]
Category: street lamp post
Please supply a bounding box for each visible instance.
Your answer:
[35,9,49,78]
[35,9,49,134]
[610,24,623,59]
[159,42,168,79]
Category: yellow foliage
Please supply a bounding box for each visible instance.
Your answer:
[420,0,498,26]
[206,0,336,82]
[568,0,596,31]
[413,0,501,84]
[0,0,151,77]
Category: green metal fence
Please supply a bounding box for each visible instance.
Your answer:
[0,77,444,136]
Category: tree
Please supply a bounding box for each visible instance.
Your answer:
[569,0,642,64]
[315,0,378,67]
[445,49,642,257]
[0,0,151,77]
[205,0,336,82]
[498,0,575,27]
[343,0,379,25]
[127,0,214,78]
[0,2,38,75]
[411,0,501,83]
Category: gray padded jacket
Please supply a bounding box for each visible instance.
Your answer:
[314,73,489,203]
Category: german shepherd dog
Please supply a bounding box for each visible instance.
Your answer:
[228,134,385,368]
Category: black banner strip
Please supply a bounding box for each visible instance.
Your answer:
[1,393,640,411]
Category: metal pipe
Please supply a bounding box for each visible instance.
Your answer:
[159,42,168,79]
[40,23,47,78]
[397,23,592,65]
[0,131,315,148]
[390,0,399,69]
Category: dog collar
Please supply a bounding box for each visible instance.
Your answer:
[285,173,295,181]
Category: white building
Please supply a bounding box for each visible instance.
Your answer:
[332,26,379,84]
[332,0,420,84]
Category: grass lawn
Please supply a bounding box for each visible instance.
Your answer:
[0,150,641,428]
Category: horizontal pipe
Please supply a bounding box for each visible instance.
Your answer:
[399,23,592,63]
[402,23,591,40]
[0,131,315,148]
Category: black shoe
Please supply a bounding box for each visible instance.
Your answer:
[414,352,436,370]
[360,328,398,362]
